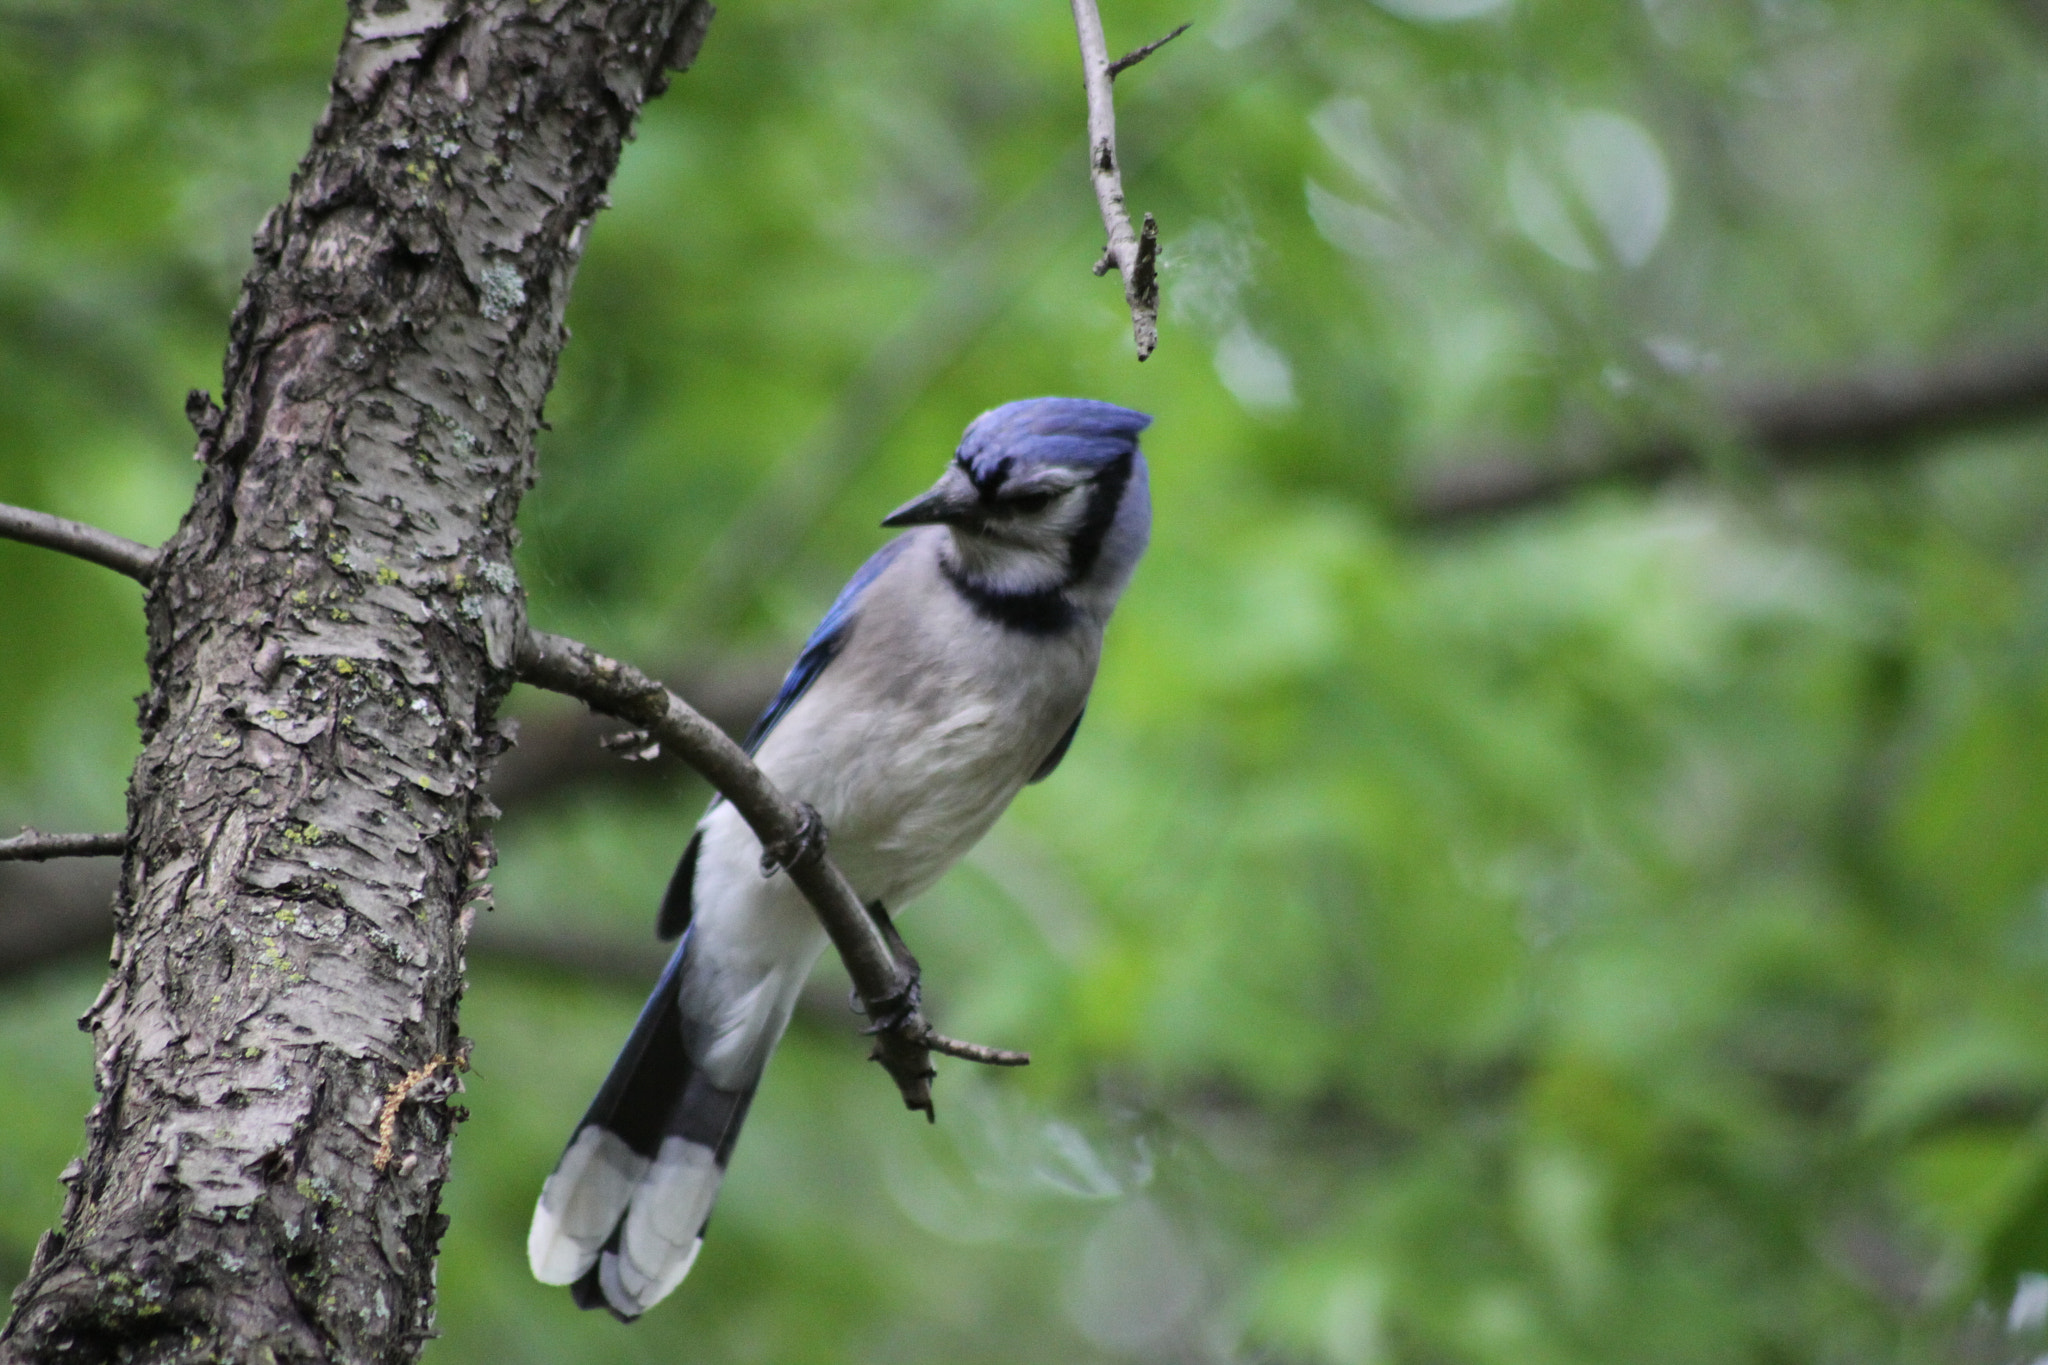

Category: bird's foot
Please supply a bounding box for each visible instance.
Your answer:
[854,903,925,1033]
[859,980,923,1036]
[759,802,829,878]
[600,727,662,762]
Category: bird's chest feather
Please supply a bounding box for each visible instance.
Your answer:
[752,574,1097,901]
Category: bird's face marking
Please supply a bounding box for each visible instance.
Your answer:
[960,463,1090,548]
[889,397,1152,608]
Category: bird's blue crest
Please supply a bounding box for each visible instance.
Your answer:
[955,398,1152,482]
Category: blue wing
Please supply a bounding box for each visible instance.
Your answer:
[740,534,913,754]
[658,535,914,940]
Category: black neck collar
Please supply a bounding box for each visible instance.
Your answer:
[940,560,1080,635]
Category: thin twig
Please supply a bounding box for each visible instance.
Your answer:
[1070,0,1167,359]
[921,1030,1031,1065]
[513,628,1026,1116]
[0,829,127,862]
[1107,21,1189,79]
[0,502,157,584]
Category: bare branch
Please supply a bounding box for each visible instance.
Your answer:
[0,501,158,584]
[1107,21,1189,79]
[489,653,783,807]
[1070,0,1167,359]
[467,919,671,985]
[0,828,126,862]
[1408,343,2048,524]
[923,1032,1032,1065]
[514,628,1027,1116]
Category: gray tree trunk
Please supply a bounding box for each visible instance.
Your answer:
[1,1,711,1359]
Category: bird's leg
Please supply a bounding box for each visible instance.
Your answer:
[854,900,938,1118]
[853,897,1027,1113]
[856,901,923,1034]
[867,900,919,976]
[758,800,829,877]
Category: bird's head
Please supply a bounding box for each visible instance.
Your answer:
[883,398,1152,606]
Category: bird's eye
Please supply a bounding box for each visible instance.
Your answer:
[1002,490,1058,514]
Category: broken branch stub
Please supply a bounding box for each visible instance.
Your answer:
[0,829,127,862]
[1069,0,1181,359]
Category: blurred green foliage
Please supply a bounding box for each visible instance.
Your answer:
[7,0,2048,1360]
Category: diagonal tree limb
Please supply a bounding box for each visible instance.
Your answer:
[488,653,784,806]
[0,489,1026,1106]
[0,501,157,584]
[1407,343,2048,523]
[0,829,126,862]
[1070,0,1167,359]
[513,629,1027,1118]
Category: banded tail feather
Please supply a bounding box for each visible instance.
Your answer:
[526,931,757,1320]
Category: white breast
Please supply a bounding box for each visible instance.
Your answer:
[674,529,1100,1087]
[753,528,1099,906]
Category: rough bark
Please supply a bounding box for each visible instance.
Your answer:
[1,2,712,1361]
[0,653,777,987]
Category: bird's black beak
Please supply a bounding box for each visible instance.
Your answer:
[881,468,983,528]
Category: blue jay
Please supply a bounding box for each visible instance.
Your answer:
[528,397,1154,1319]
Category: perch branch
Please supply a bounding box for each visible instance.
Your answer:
[0,502,158,584]
[1070,0,1170,359]
[513,628,1027,1117]
[1407,343,2048,523]
[0,829,126,862]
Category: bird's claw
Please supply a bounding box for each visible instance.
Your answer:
[759,802,828,878]
[858,979,923,1036]
[601,728,662,762]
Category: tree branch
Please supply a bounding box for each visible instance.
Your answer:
[0,829,125,862]
[490,653,783,807]
[1107,21,1189,79]
[1070,0,1168,359]
[513,628,1027,1118]
[0,501,158,584]
[1407,343,2048,524]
